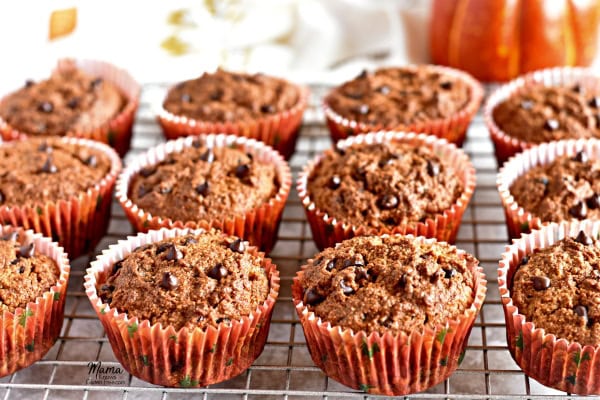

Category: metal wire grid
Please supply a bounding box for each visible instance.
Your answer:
[0,84,585,400]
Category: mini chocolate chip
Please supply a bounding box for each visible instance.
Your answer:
[328,175,341,189]
[25,79,34,88]
[207,263,228,280]
[377,85,390,95]
[138,185,148,198]
[443,268,456,279]
[520,100,534,110]
[378,154,398,167]
[18,266,25,274]
[216,317,231,325]
[589,97,600,108]
[397,274,407,289]
[155,242,171,255]
[343,254,365,268]
[235,164,251,180]
[340,279,354,295]
[0,231,17,241]
[139,167,155,177]
[200,149,215,163]
[575,230,594,246]
[426,160,440,177]
[543,119,559,131]
[440,81,452,90]
[573,150,589,163]
[357,69,369,79]
[165,244,183,261]
[85,155,97,167]
[101,284,115,293]
[260,104,275,113]
[67,97,80,109]
[90,77,103,89]
[355,267,369,281]
[569,201,588,219]
[18,242,35,258]
[40,156,57,174]
[112,260,123,275]
[181,93,192,102]
[10,259,18,265]
[196,315,205,323]
[575,305,588,320]
[532,276,551,291]
[587,193,600,209]
[160,272,178,290]
[313,257,323,266]
[229,238,245,253]
[384,217,396,225]
[191,139,203,148]
[521,256,529,265]
[357,104,369,115]
[336,147,346,156]
[38,101,53,113]
[573,84,585,94]
[184,236,198,245]
[195,182,209,196]
[378,194,399,210]
[304,288,324,305]
[326,259,336,271]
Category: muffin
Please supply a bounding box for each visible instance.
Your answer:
[85,227,280,387]
[0,225,70,378]
[292,234,486,395]
[157,68,308,159]
[0,59,140,156]
[0,136,121,258]
[116,134,291,253]
[298,131,475,250]
[499,220,600,394]
[485,67,600,164]
[323,65,483,146]
[497,138,600,239]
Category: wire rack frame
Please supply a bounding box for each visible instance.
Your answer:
[0,84,585,400]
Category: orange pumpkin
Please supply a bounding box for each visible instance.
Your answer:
[430,0,600,82]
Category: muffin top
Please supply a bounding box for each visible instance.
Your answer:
[0,137,112,207]
[0,231,60,312]
[162,68,300,122]
[512,232,600,346]
[297,235,476,335]
[492,84,600,143]
[306,142,463,228]
[0,66,124,136]
[98,231,270,331]
[509,151,600,222]
[325,67,471,126]
[128,139,279,222]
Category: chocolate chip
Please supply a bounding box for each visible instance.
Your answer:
[440,81,452,90]
[587,193,600,209]
[378,194,399,210]
[38,142,52,153]
[589,97,600,108]
[181,93,192,102]
[165,244,183,261]
[18,266,25,274]
[216,317,231,325]
[67,97,80,109]
[397,274,407,289]
[137,185,148,198]
[183,236,198,245]
[10,259,18,265]
[378,154,398,167]
[207,263,228,280]
[340,279,354,295]
[588,318,595,328]
[520,100,534,110]
[342,254,365,268]
[260,104,275,114]
[229,238,245,253]
[304,288,324,305]
[101,284,115,293]
[573,84,585,94]
[326,259,336,271]
[235,164,251,180]
[575,230,594,246]
[355,267,370,281]
[191,140,203,149]
[521,256,529,265]
[139,167,155,177]
[40,156,57,174]
[90,77,103,89]
[195,182,209,196]
[328,175,341,190]
[376,85,390,95]
[543,119,559,131]
[443,268,456,279]
[155,242,171,255]
[569,201,587,219]
[575,305,588,320]
[357,69,369,79]
[336,147,346,156]
[532,276,551,291]
[112,260,123,275]
[160,272,178,290]
[426,160,440,177]
[573,150,589,163]
[357,104,369,115]
[0,231,17,241]
[38,101,53,113]
[18,242,35,258]
[25,79,34,88]
[384,217,396,225]
[85,155,97,167]
[200,150,215,163]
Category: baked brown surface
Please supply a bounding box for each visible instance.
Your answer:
[509,152,600,222]
[493,84,600,143]
[98,231,269,331]
[325,66,471,126]
[128,139,279,222]
[0,137,112,206]
[307,142,463,228]
[512,233,600,346]
[163,68,300,122]
[298,235,476,335]
[0,232,60,312]
[0,66,124,135]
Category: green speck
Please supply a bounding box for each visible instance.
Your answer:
[25,340,34,352]
[361,340,380,359]
[143,220,150,229]
[107,130,116,146]
[169,335,178,342]
[436,328,448,345]
[209,343,217,353]
[574,351,591,367]
[272,134,281,148]
[100,306,107,315]
[127,322,138,338]
[255,322,262,329]
[321,354,328,363]
[18,309,34,327]
[36,206,43,216]
[440,357,448,366]
[458,350,466,365]
[226,358,234,366]
[179,375,198,388]
[53,292,60,301]
[516,331,524,350]
[96,195,103,211]
[359,383,373,392]
[520,221,530,232]
[139,355,150,366]
[566,374,576,385]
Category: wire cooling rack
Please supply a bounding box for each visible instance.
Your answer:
[0,84,585,400]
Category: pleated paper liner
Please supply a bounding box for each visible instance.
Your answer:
[497,138,600,239]
[292,234,487,396]
[297,131,476,251]
[156,82,309,160]
[116,134,291,254]
[323,64,483,147]
[485,66,600,165]
[0,225,70,378]
[84,227,280,387]
[0,136,121,259]
[498,220,600,395]
[0,58,140,157]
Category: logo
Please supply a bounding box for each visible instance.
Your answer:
[86,361,127,385]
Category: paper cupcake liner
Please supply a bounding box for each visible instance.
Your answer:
[297,131,476,250]
[497,138,600,239]
[323,65,483,147]
[0,225,70,378]
[292,233,486,396]
[156,83,309,160]
[0,136,122,259]
[0,58,140,157]
[116,134,291,253]
[498,220,600,394]
[485,66,600,165]
[84,227,280,387]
